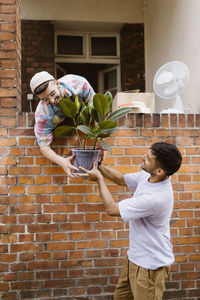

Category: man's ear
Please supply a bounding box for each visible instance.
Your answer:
[55,80,59,87]
[156,168,165,176]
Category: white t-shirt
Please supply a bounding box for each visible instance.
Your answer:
[118,170,174,270]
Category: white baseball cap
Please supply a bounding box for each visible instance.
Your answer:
[30,71,54,94]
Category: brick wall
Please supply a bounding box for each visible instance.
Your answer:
[21,20,54,112]
[0,0,21,114]
[120,24,145,92]
[1,111,200,300]
[1,1,200,300]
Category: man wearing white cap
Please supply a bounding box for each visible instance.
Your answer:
[30,71,95,177]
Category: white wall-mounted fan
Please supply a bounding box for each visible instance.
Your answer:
[153,61,189,113]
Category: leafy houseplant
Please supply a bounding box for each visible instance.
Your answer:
[54,92,132,171]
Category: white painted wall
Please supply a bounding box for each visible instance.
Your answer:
[144,0,200,113]
[21,0,143,23]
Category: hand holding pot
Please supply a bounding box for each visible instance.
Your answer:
[77,161,102,181]
[61,155,79,178]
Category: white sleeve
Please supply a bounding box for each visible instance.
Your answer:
[124,171,144,191]
[118,194,153,222]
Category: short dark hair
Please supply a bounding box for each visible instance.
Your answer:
[34,80,54,95]
[150,142,182,176]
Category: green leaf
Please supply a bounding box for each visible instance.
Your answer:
[75,95,81,111]
[76,106,89,125]
[59,98,78,118]
[91,109,102,122]
[99,120,117,129]
[101,128,117,135]
[98,139,112,154]
[99,128,117,138]
[93,93,110,119]
[104,91,113,109]
[92,127,101,136]
[108,107,132,121]
[54,125,73,137]
[87,102,93,114]
[77,125,96,137]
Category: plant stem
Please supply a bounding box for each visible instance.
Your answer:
[93,138,98,150]
[89,115,92,126]
[73,118,82,148]
[83,136,87,150]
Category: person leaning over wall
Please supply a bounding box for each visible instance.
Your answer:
[30,71,95,178]
[77,142,182,300]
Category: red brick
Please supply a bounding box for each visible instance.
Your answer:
[36,176,51,184]
[171,129,199,137]
[19,234,34,242]
[1,216,16,224]
[44,204,74,213]
[77,241,106,249]
[0,137,16,146]
[85,232,100,240]
[53,214,68,222]
[18,137,35,145]
[28,186,59,194]
[28,261,58,270]
[18,176,34,184]
[18,272,34,280]
[9,148,25,156]
[46,242,74,250]
[36,233,51,242]
[110,240,129,247]
[0,186,8,194]
[36,214,51,223]
[9,166,41,175]
[18,195,34,204]
[28,224,58,233]
[62,185,93,193]
[0,283,9,291]
[10,243,41,252]
[2,273,17,281]
[1,253,16,263]
[10,186,25,194]
[36,252,51,260]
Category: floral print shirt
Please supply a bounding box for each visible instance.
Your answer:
[34,74,95,146]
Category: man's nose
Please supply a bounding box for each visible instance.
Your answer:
[49,96,56,103]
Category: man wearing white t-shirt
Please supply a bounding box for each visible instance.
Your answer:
[77,142,182,300]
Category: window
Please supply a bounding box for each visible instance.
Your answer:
[98,66,120,98]
[91,36,117,56]
[55,32,119,60]
[57,35,83,55]
[55,33,85,57]
[55,31,121,96]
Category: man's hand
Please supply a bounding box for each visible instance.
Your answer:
[60,155,79,178]
[76,161,103,181]
[39,145,79,178]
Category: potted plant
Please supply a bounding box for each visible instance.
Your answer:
[54,92,132,172]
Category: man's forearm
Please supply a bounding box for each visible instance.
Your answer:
[98,165,126,186]
[97,175,120,216]
[40,145,78,177]
[40,145,64,166]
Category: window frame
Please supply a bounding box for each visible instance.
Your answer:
[89,33,120,58]
[55,32,86,58]
[55,31,120,62]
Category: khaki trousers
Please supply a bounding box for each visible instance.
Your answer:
[114,257,170,300]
